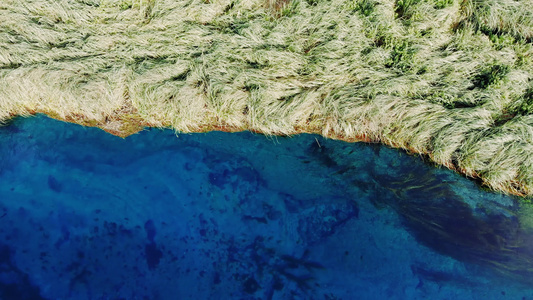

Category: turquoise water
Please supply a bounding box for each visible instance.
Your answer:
[0,115,532,299]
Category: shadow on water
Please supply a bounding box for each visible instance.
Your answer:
[305,136,533,283]
[0,244,45,300]
[369,159,533,282]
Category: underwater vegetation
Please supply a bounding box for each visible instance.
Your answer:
[0,244,46,300]
[368,157,533,282]
[305,135,533,282]
[222,236,327,299]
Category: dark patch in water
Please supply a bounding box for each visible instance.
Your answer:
[273,250,324,293]
[145,242,163,270]
[242,215,268,224]
[224,237,324,298]
[209,165,262,192]
[208,170,229,188]
[281,193,304,213]
[280,254,325,271]
[144,220,157,242]
[243,276,260,294]
[54,224,70,249]
[0,244,47,300]
[306,140,338,169]
[213,271,221,285]
[103,221,118,236]
[399,190,520,267]
[263,203,282,220]
[298,200,359,244]
[0,118,22,133]
[47,175,62,193]
[367,142,381,157]
[370,164,533,281]
[410,262,472,287]
[234,166,259,181]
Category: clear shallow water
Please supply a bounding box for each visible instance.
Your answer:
[0,115,532,299]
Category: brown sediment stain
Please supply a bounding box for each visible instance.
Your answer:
[266,0,292,10]
[25,103,162,138]
[265,0,293,17]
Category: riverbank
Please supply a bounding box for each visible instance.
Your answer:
[1,0,532,197]
[1,115,532,299]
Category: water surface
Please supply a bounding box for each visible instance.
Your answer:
[0,115,531,299]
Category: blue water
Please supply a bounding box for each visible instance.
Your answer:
[0,115,532,299]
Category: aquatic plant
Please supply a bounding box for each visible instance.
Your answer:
[1,0,533,197]
[368,159,533,282]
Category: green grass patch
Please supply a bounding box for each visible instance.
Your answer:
[351,0,376,16]
[472,64,510,89]
[433,0,453,9]
[517,87,533,116]
[395,0,421,19]
[385,41,416,71]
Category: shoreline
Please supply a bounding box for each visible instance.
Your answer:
[11,108,528,198]
[1,0,532,199]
